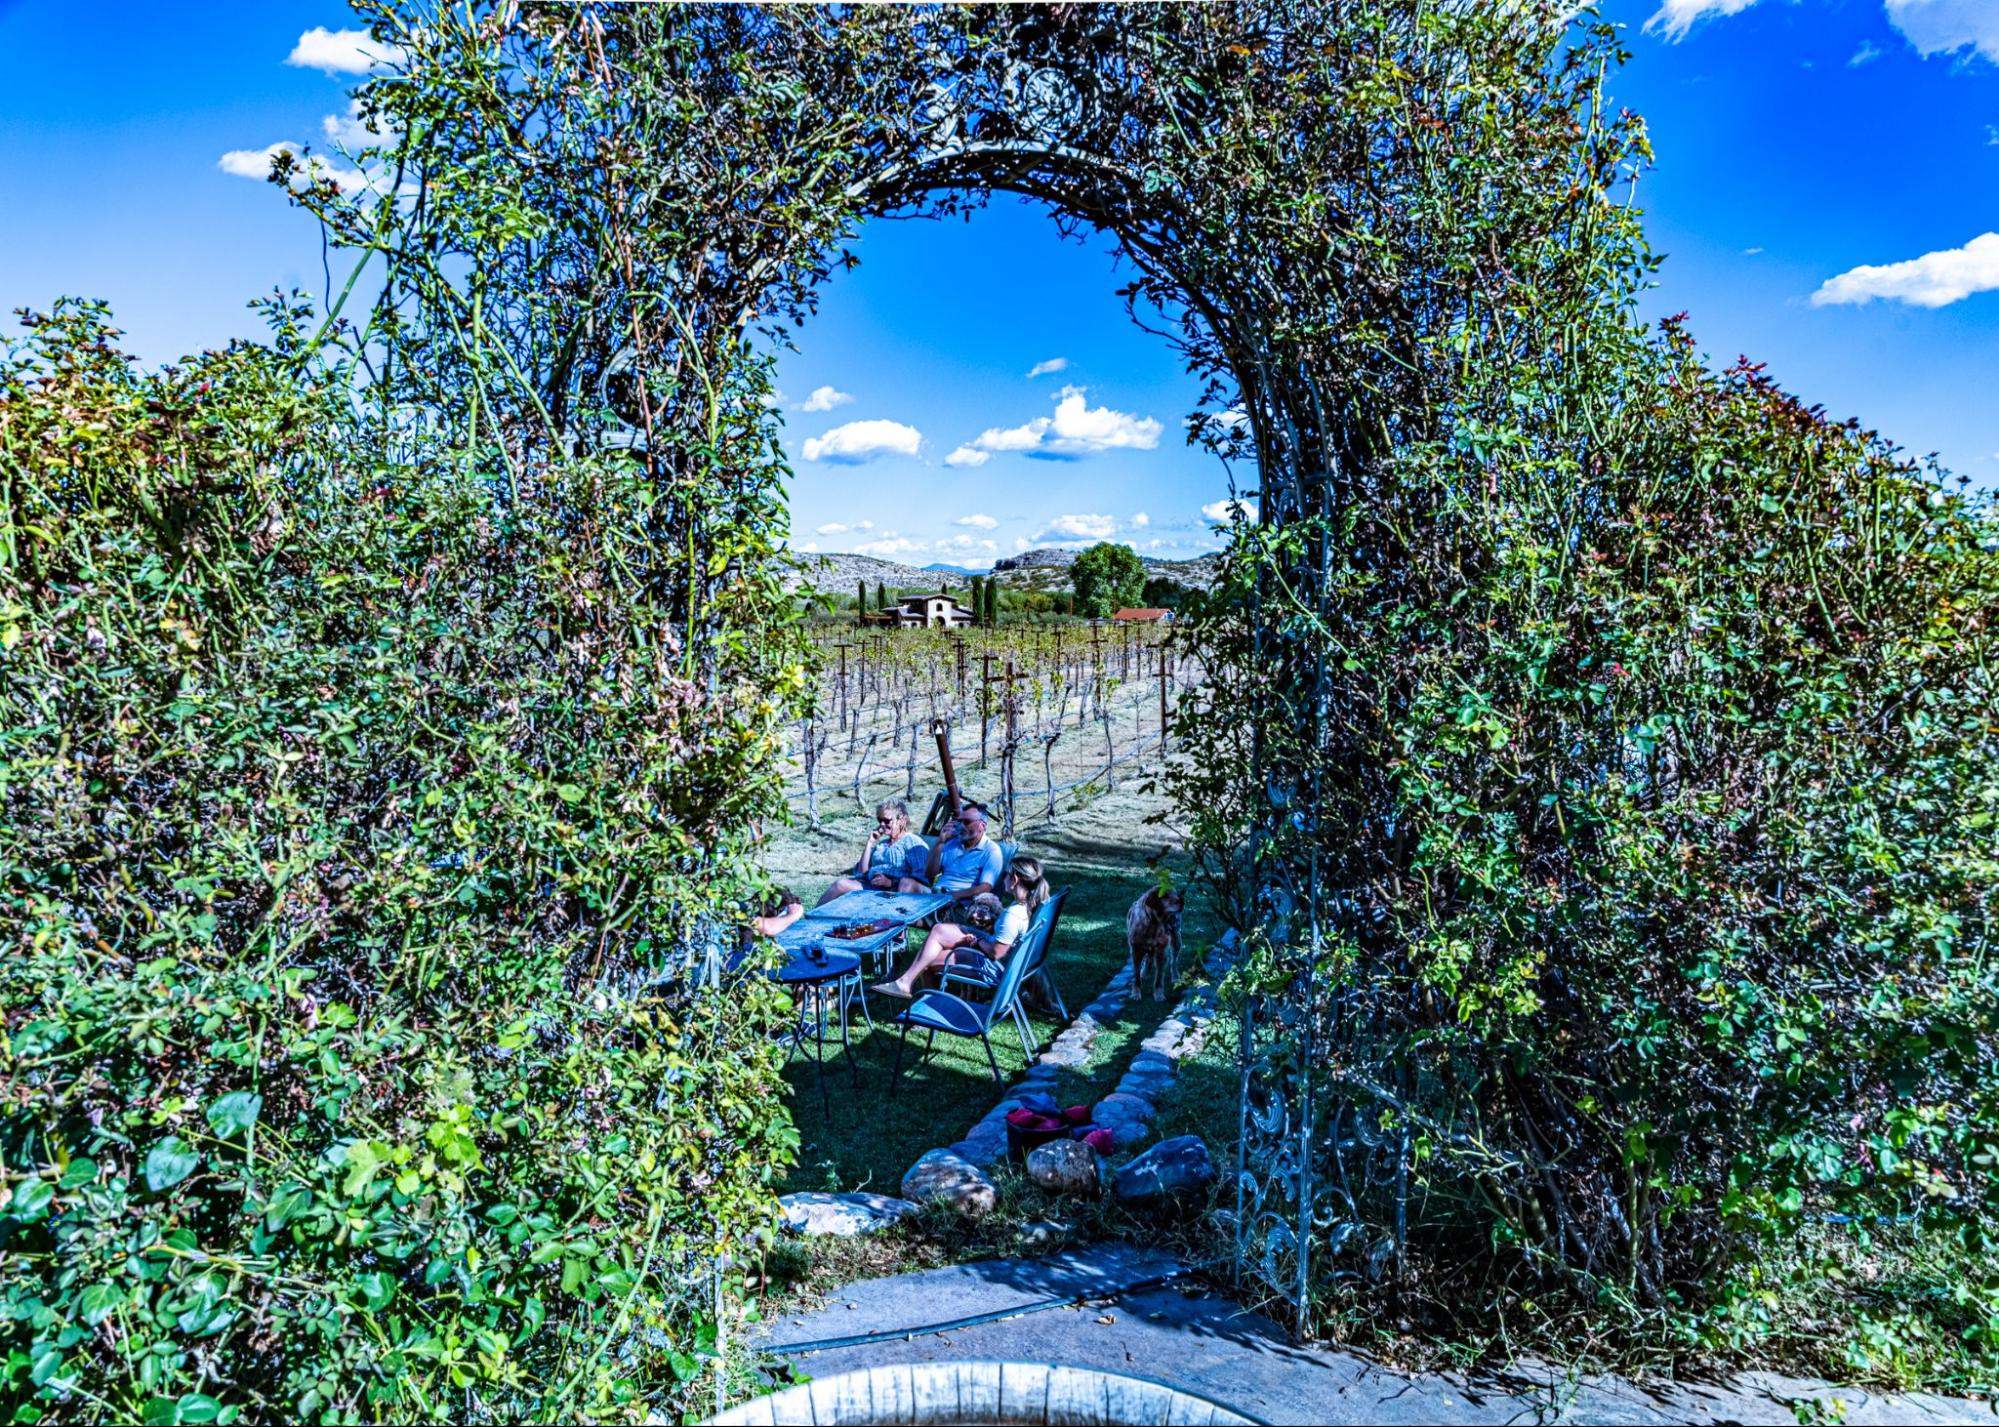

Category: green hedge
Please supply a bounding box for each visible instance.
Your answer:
[1,300,800,1422]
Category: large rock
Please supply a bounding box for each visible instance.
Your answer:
[901,1149,997,1217]
[780,1191,918,1238]
[1026,1138,1106,1197]
[1115,1136,1217,1209]
[1090,1093,1158,1150]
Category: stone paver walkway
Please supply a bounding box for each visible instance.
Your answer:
[754,1247,1995,1426]
[944,936,1234,1167]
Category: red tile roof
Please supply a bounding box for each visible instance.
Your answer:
[1111,607,1169,621]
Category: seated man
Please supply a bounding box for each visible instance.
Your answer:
[818,798,928,905]
[902,799,1003,915]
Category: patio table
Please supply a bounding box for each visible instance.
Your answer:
[774,917,903,980]
[807,888,953,926]
[768,946,862,1115]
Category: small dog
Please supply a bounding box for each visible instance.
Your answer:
[1126,886,1185,1002]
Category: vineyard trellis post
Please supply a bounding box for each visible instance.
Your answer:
[980,648,995,768]
[1000,658,1021,840]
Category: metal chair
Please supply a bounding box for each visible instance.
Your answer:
[889,905,1051,1090]
[937,888,1070,1056]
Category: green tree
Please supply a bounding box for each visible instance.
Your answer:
[876,579,888,612]
[968,574,984,625]
[1141,575,1190,610]
[856,577,867,621]
[1070,541,1145,618]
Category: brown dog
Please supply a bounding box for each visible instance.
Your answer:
[1126,886,1185,1002]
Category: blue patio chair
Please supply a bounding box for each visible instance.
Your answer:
[889,900,1055,1091]
[936,888,1069,1059]
[1022,886,1069,1021]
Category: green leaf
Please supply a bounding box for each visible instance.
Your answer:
[263,1183,311,1230]
[143,1137,199,1193]
[354,1271,395,1311]
[205,1092,262,1139]
[340,1140,388,1197]
[77,1283,124,1327]
[175,1397,222,1425]
[9,1177,54,1220]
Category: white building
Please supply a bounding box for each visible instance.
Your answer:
[893,592,975,629]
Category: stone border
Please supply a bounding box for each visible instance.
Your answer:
[937,933,1237,1169]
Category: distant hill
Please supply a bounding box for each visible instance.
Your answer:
[990,546,1220,592]
[784,551,963,595]
[784,546,1220,597]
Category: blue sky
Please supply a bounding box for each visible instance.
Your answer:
[3,2,1994,570]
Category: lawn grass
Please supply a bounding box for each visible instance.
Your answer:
[759,784,1222,1195]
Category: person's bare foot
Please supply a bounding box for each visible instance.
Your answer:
[871,981,911,999]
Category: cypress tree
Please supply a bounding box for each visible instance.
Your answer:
[876,580,888,612]
[970,575,985,626]
[856,578,867,623]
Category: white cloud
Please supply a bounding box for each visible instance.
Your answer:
[816,522,851,535]
[975,419,1046,453]
[854,536,928,558]
[286,26,399,75]
[971,387,1161,460]
[1041,514,1119,541]
[1131,512,1150,527]
[217,141,369,195]
[1645,0,1759,40]
[1026,357,1068,379]
[945,445,990,468]
[1886,0,1999,63]
[1013,537,1032,552]
[1742,246,1765,256]
[935,533,999,556]
[797,385,853,413]
[799,541,820,553]
[802,419,922,463]
[321,99,392,151]
[218,143,294,181]
[1202,497,1259,523]
[1641,0,1998,60]
[1811,232,1999,308]
[954,513,998,529]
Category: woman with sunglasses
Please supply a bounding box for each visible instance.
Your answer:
[817,797,928,906]
[871,855,1049,999]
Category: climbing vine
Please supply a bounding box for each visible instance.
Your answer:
[5,4,1996,1423]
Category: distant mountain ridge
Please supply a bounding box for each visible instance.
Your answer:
[785,546,1219,595]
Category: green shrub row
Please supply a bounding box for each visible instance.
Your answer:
[1,298,801,1422]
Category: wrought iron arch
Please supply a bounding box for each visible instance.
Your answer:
[582,4,1392,1337]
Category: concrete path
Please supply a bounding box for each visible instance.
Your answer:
[755,1246,1995,1426]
